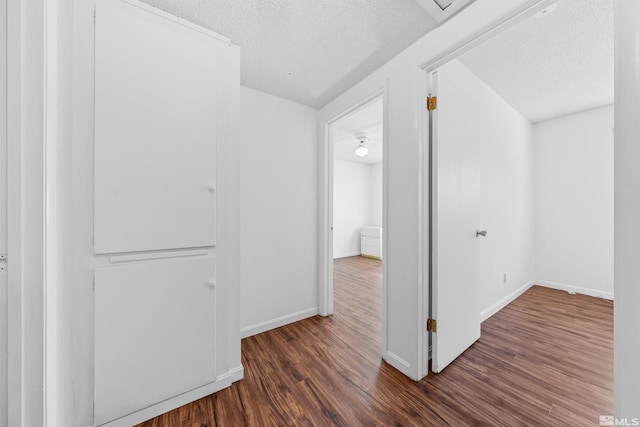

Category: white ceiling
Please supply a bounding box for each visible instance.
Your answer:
[332,97,383,165]
[458,0,614,124]
[137,0,611,122]
[141,0,438,109]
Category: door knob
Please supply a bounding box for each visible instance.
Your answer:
[476,230,487,237]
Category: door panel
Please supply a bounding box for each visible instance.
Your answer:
[432,65,482,373]
[94,1,217,254]
[94,257,217,425]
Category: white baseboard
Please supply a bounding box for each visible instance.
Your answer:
[216,364,245,383]
[384,351,416,380]
[535,280,614,300]
[101,364,244,427]
[333,251,361,259]
[241,307,318,339]
[481,281,535,322]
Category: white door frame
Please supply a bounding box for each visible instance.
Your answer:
[0,0,8,422]
[416,0,558,378]
[6,0,46,423]
[319,85,388,352]
[5,0,60,425]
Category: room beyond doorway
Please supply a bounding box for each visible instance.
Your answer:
[320,91,386,356]
[332,97,383,261]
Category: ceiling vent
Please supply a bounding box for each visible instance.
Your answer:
[415,0,475,23]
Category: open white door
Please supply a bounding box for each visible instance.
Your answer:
[430,66,482,373]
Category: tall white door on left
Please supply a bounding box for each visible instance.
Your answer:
[90,2,241,425]
[0,0,8,422]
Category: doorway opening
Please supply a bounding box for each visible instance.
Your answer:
[424,0,614,377]
[321,91,387,356]
[331,96,384,351]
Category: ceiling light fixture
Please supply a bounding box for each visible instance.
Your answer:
[355,146,369,157]
[354,132,369,157]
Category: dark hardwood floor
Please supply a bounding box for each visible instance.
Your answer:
[137,256,613,426]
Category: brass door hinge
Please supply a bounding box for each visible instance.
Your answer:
[426,96,437,111]
[427,318,437,333]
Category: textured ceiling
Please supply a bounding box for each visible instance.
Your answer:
[458,0,614,124]
[141,0,437,109]
[332,97,383,165]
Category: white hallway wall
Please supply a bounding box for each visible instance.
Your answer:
[534,105,614,298]
[240,86,320,338]
[333,159,382,258]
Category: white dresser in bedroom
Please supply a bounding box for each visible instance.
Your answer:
[361,226,383,259]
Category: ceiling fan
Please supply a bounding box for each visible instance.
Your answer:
[354,132,369,157]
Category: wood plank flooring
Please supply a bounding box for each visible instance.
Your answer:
[137,256,613,426]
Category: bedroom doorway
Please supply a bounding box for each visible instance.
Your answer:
[320,91,387,356]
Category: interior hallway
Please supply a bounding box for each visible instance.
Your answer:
[138,256,613,426]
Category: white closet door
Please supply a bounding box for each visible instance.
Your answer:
[94,1,218,254]
[94,257,217,425]
[93,2,228,425]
